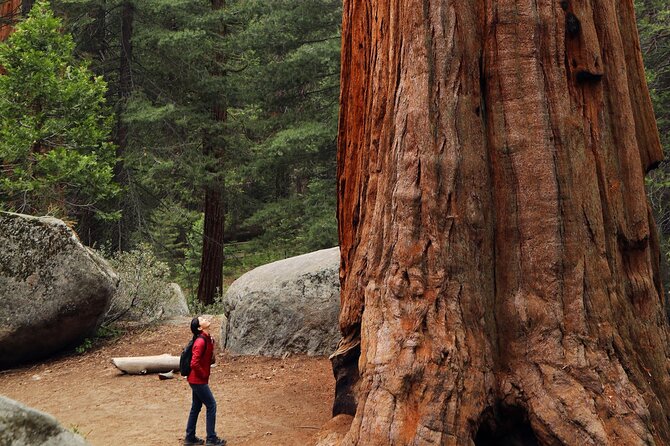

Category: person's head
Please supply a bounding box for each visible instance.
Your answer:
[190,316,211,336]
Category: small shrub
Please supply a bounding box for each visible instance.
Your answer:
[75,338,93,354]
[69,424,90,438]
[188,290,225,316]
[74,326,123,354]
[103,243,176,324]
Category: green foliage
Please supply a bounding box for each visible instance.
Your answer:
[75,337,93,354]
[116,0,252,288]
[146,207,204,299]
[0,0,118,221]
[230,0,341,255]
[122,0,245,176]
[146,201,201,275]
[101,0,341,281]
[104,243,177,324]
[68,424,90,438]
[637,0,670,291]
[242,179,337,253]
[36,0,343,284]
[637,0,670,149]
[223,241,285,284]
[75,325,123,354]
[187,292,225,318]
[183,215,205,292]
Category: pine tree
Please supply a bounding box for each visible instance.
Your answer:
[0,0,118,223]
[118,0,251,301]
[235,0,341,254]
[636,0,670,291]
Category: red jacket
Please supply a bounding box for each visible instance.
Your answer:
[188,332,215,384]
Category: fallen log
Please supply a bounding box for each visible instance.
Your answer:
[111,354,180,375]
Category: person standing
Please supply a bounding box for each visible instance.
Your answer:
[184,316,226,446]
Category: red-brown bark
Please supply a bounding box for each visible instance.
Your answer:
[0,0,21,42]
[329,0,670,445]
[197,183,225,305]
[197,0,226,305]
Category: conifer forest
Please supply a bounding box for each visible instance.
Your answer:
[1,0,342,305]
[0,0,669,308]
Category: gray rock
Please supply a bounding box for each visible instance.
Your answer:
[0,395,90,446]
[0,212,118,369]
[162,282,190,318]
[222,247,340,356]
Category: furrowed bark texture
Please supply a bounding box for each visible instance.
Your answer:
[197,103,227,306]
[0,0,21,42]
[197,185,225,305]
[335,0,670,445]
[196,0,226,306]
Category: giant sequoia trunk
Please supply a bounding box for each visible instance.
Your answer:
[332,0,670,445]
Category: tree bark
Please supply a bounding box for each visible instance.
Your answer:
[197,182,225,305]
[116,0,133,168]
[111,0,133,251]
[197,0,226,305]
[20,0,32,16]
[332,1,670,445]
[0,0,21,42]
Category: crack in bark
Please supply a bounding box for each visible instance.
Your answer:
[329,0,670,445]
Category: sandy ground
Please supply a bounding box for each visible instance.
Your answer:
[0,317,334,446]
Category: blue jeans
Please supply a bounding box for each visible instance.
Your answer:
[186,383,218,441]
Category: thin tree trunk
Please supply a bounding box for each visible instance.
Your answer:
[116,0,132,163]
[112,0,133,251]
[20,0,33,16]
[329,1,670,445]
[197,0,225,305]
[197,182,225,305]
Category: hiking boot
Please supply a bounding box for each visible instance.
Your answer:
[205,437,226,446]
[184,436,205,445]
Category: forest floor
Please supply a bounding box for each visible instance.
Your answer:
[0,316,334,446]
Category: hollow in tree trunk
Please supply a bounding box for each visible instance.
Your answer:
[330,0,670,445]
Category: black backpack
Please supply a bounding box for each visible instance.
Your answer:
[179,334,205,376]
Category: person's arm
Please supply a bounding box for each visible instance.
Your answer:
[190,337,205,375]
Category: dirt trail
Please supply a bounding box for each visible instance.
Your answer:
[0,317,334,445]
